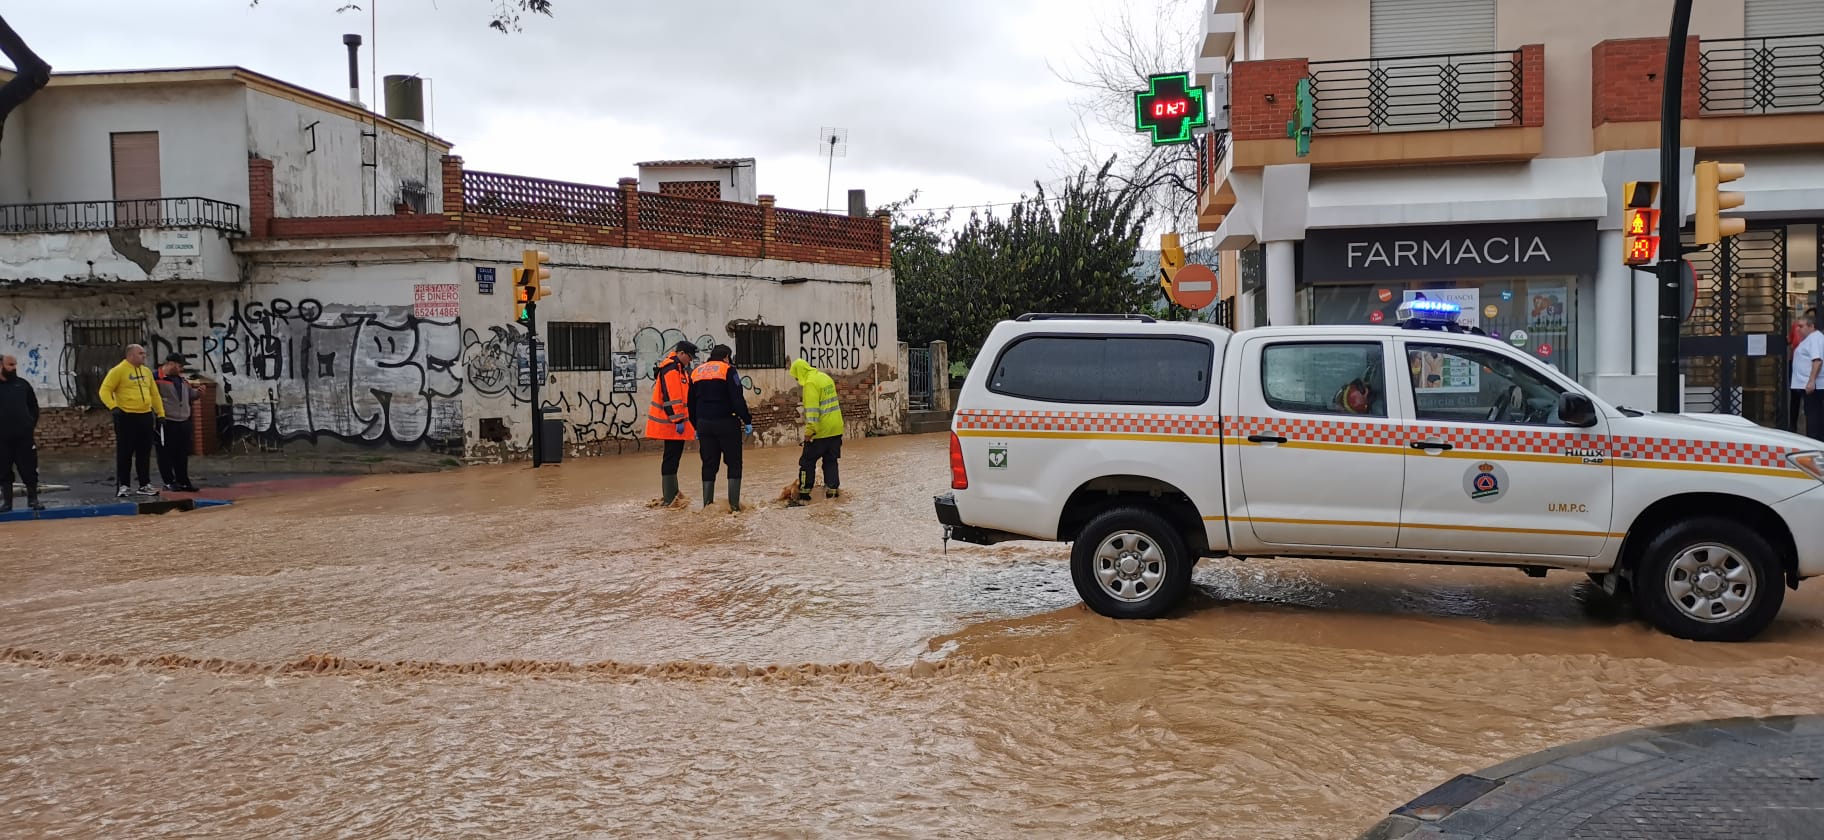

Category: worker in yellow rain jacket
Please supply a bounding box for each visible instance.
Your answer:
[789,358,844,503]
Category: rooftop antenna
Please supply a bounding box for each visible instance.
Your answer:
[818,126,847,213]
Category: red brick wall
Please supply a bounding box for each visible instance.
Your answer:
[1593,36,1701,126]
[1521,44,1546,128]
[258,155,891,269]
[35,408,114,452]
[1231,58,1310,142]
[248,157,274,237]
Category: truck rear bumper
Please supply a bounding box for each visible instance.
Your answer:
[934,493,1025,547]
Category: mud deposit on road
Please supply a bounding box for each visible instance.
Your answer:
[7,435,1824,838]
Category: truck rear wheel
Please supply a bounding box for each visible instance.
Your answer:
[1070,507,1193,619]
[1631,517,1784,642]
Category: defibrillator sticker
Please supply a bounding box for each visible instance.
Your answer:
[1462,461,1509,503]
[988,447,1009,469]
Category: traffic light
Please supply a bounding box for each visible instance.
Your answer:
[512,249,551,323]
[1623,207,1660,266]
[1694,161,1746,246]
[1159,233,1185,294]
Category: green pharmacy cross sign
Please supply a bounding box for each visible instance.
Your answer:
[1133,72,1208,146]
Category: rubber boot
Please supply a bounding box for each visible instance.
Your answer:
[661,474,679,506]
[727,479,741,512]
[826,488,841,499]
[25,485,43,511]
[702,481,715,507]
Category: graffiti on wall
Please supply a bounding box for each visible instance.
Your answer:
[462,324,530,404]
[151,298,463,447]
[798,320,878,371]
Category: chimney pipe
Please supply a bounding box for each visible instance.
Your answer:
[343,33,364,107]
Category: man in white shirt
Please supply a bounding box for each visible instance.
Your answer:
[1792,316,1824,440]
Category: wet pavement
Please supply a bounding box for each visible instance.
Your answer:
[5,433,1824,838]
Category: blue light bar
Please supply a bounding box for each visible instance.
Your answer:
[1396,299,1462,323]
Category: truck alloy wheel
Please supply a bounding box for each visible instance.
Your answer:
[1632,518,1784,643]
[1070,507,1193,619]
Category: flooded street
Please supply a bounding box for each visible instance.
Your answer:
[7,434,1824,838]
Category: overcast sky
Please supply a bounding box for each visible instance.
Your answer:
[11,0,1165,215]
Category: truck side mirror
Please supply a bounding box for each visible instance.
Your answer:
[1559,392,1598,427]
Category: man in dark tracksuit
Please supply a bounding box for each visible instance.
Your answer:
[685,345,753,511]
[0,354,44,512]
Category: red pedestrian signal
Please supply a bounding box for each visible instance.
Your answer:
[1623,208,1660,266]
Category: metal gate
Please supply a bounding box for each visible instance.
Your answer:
[908,346,935,411]
[1679,227,1788,425]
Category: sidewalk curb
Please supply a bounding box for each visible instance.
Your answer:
[1356,715,1824,839]
[0,498,232,523]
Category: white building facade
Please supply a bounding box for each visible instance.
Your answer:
[1198,0,1824,426]
[0,67,902,459]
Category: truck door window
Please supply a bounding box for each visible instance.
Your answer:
[1260,342,1387,417]
[988,335,1213,406]
[1405,343,1567,426]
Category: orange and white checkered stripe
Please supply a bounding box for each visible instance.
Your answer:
[957,408,1801,475]
[953,409,1222,438]
[1613,434,1789,469]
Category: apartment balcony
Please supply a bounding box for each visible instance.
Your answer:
[1196,129,1233,232]
[1221,45,1544,172]
[0,197,242,284]
[1201,10,1240,59]
[1594,34,1824,153]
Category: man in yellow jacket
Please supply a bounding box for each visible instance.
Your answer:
[789,358,844,502]
[98,343,165,498]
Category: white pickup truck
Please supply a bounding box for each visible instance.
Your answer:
[934,307,1824,642]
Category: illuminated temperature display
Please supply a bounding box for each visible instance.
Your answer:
[1152,99,1191,118]
[1134,72,1208,146]
[1623,208,1661,266]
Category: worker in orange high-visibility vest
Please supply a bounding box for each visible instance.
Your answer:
[644,340,698,505]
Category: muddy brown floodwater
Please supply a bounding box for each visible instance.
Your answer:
[5,434,1824,838]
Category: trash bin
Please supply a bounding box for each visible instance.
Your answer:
[538,408,565,464]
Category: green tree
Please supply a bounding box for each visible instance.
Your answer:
[891,157,1154,365]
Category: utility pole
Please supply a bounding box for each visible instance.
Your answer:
[1655,0,1694,413]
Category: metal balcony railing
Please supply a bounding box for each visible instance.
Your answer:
[1200,129,1230,192]
[1307,49,1523,133]
[0,197,242,234]
[1700,33,1824,115]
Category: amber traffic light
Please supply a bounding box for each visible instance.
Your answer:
[1694,162,1746,246]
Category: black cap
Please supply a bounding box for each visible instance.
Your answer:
[675,340,699,356]
[164,353,186,364]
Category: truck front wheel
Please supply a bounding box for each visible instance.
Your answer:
[1070,507,1193,619]
[1632,517,1784,642]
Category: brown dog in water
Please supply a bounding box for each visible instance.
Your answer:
[776,480,800,503]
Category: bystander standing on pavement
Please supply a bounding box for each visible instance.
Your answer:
[0,354,44,512]
[1793,316,1824,440]
[685,345,753,512]
[789,358,844,504]
[644,340,698,506]
[98,343,165,498]
[154,353,202,492]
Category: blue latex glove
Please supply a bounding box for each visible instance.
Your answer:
[674,422,686,435]
[743,423,754,437]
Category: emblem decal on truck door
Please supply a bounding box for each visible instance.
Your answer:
[1462,461,1509,503]
[988,447,1009,469]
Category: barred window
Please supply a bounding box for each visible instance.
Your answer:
[67,318,146,408]
[547,322,612,372]
[733,324,787,369]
